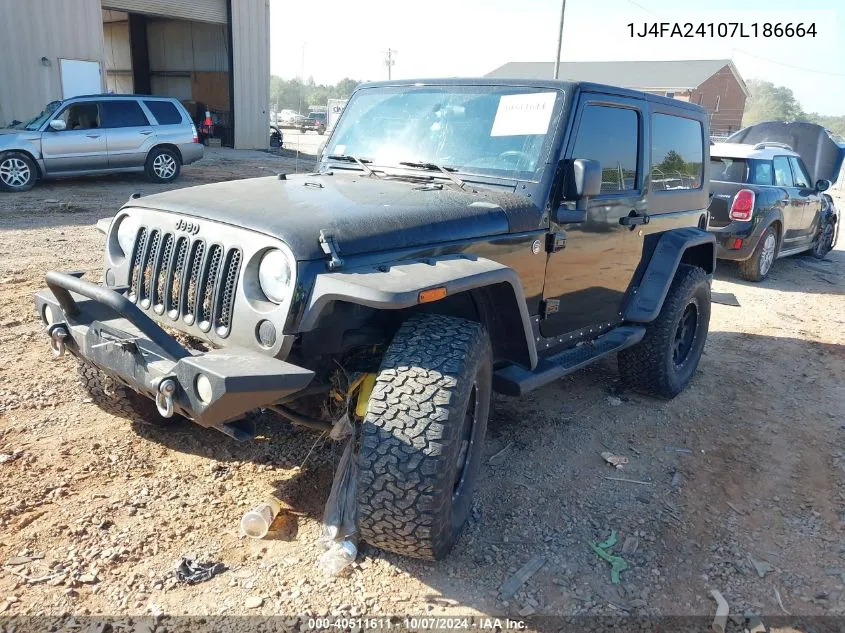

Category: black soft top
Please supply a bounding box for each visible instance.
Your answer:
[356,78,707,115]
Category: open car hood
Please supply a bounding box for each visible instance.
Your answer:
[726,121,845,184]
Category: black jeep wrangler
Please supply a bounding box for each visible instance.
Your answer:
[36,79,714,560]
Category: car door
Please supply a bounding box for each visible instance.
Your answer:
[39,102,108,174]
[772,155,804,248]
[541,94,646,338]
[788,155,820,243]
[101,100,155,169]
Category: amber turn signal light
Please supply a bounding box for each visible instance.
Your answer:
[418,287,447,303]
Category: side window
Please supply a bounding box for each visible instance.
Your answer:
[788,156,811,188]
[571,105,638,193]
[749,160,773,185]
[773,156,794,187]
[143,100,183,125]
[56,103,100,130]
[651,114,703,190]
[101,100,149,128]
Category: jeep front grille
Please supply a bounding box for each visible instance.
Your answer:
[127,227,242,337]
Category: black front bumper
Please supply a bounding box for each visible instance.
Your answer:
[35,272,314,431]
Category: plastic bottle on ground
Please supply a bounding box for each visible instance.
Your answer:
[240,498,282,539]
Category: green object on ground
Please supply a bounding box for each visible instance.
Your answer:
[588,530,629,584]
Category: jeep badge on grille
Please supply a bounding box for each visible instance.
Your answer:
[175,218,200,235]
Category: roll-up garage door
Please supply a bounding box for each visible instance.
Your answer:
[102,0,227,24]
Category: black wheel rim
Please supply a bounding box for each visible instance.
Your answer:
[673,302,698,367]
[453,383,477,502]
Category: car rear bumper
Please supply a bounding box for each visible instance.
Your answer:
[34,271,314,433]
[179,142,204,165]
[708,221,757,261]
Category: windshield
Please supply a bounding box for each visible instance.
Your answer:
[325,85,563,181]
[7,101,61,131]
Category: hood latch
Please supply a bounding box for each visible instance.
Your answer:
[319,230,344,271]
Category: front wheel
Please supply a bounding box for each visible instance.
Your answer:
[618,264,710,398]
[0,152,37,192]
[145,147,181,183]
[356,314,492,560]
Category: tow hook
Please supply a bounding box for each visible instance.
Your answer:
[47,323,69,358]
[155,377,177,418]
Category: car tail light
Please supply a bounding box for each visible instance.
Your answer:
[191,123,199,143]
[732,238,744,249]
[729,189,755,221]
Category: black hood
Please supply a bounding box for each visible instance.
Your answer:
[130,173,535,260]
[726,121,845,184]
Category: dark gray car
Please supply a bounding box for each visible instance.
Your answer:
[0,94,203,192]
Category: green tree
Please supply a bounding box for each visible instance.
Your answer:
[269,76,362,114]
[742,79,806,126]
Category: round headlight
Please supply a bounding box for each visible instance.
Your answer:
[115,215,138,255]
[258,248,293,304]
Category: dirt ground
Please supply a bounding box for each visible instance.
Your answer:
[1,150,843,629]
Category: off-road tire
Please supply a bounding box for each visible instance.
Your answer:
[0,151,37,192]
[77,361,177,426]
[738,226,778,281]
[618,264,710,399]
[144,147,181,183]
[356,314,492,560]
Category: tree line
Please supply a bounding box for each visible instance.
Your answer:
[743,79,845,141]
[269,76,361,113]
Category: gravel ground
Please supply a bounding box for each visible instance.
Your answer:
[0,152,843,629]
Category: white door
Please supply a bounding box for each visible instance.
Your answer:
[60,59,102,99]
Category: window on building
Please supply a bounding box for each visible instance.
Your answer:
[697,94,703,105]
[571,105,639,193]
[788,156,812,188]
[714,95,721,112]
[773,156,794,187]
[101,100,149,128]
[144,100,183,125]
[651,113,703,190]
[56,103,100,130]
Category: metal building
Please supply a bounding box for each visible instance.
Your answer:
[0,0,269,150]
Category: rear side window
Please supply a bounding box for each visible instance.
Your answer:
[651,114,703,190]
[571,105,638,193]
[749,160,773,185]
[144,100,183,125]
[101,100,149,127]
[773,156,794,187]
[710,157,746,183]
[788,156,811,188]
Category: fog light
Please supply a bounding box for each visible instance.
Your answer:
[42,304,56,325]
[732,238,744,250]
[195,374,213,404]
[257,320,276,348]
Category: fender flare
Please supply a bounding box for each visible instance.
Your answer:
[623,228,715,323]
[755,206,786,245]
[299,254,538,369]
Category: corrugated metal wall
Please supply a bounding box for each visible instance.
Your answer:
[102,0,227,24]
[231,0,269,149]
[0,0,105,126]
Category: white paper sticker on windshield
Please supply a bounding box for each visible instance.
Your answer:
[490,92,556,137]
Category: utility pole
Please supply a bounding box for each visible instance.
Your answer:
[553,0,567,79]
[385,48,397,80]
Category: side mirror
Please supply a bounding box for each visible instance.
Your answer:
[816,179,830,192]
[554,158,602,224]
[49,119,66,131]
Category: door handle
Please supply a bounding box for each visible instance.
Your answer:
[140,130,153,135]
[86,134,100,138]
[619,211,649,227]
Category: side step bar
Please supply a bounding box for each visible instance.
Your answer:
[493,326,646,396]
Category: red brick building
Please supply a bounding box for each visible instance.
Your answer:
[487,59,749,137]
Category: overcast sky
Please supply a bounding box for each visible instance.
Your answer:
[268,0,843,116]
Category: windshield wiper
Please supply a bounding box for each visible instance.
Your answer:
[326,154,380,178]
[398,161,470,191]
